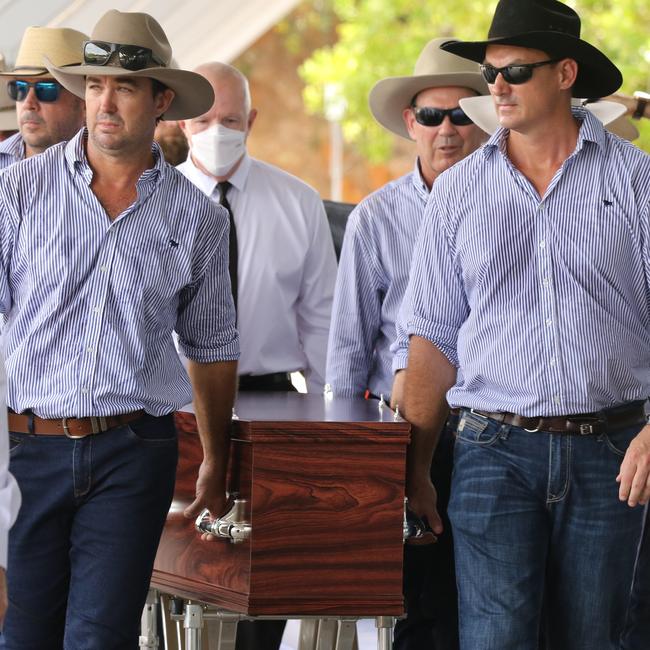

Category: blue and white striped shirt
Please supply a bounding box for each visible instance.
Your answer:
[0,133,24,171]
[404,109,650,416]
[326,162,429,397]
[0,129,239,418]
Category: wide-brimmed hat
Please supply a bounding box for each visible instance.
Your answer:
[45,10,214,120]
[441,0,622,98]
[369,37,489,140]
[0,27,87,78]
[458,95,638,141]
[0,55,17,131]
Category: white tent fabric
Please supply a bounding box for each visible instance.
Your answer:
[0,0,300,69]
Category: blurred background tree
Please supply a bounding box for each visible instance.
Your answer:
[298,0,650,157]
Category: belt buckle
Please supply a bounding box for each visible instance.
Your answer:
[579,423,594,435]
[62,416,108,439]
[62,417,87,439]
[523,419,542,433]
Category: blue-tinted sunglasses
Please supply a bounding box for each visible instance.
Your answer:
[7,80,61,103]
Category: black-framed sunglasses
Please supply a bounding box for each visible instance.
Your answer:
[480,58,562,85]
[83,40,166,71]
[412,105,474,127]
[7,79,61,103]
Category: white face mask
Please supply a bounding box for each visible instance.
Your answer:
[190,124,247,177]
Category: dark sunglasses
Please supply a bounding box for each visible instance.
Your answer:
[480,58,561,85]
[412,105,473,127]
[7,79,61,103]
[83,40,166,71]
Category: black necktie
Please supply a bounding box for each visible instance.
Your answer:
[217,181,238,314]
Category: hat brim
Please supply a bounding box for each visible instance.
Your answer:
[369,72,489,139]
[459,95,632,138]
[442,34,622,98]
[0,68,51,77]
[45,58,214,121]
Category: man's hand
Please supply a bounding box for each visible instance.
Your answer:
[617,423,650,507]
[185,359,238,541]
[184,459,229,542]
[0,567,7,629]
[406,472,442,544]
[390,369,406,410]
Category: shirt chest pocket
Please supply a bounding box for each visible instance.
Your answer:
[111,237,193,309]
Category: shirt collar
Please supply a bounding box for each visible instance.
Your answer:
[0,132,25,162]
[65,128,165,184]
[180,152,252,197]
[482,106,606,161]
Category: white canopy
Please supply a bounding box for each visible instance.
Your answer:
[0,0,300,69]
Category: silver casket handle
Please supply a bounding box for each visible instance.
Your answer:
[195,499,251,543]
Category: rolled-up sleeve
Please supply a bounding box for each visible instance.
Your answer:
[406,197,469,368]
[175,204,240,363]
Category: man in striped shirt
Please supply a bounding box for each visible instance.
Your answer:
[326,39,487,650]
[0,27,87,170]
[401,1,650,648]
[0,10,239,648]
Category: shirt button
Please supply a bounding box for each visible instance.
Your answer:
[550,358,556,367]
[86,346,94,353]
[553,395,561,405]
[100,265,108,273]
[81,388,89,395]
[543,278,550,287]
[539,241,546,249]
[546,318,553,327]
[93,306,101,314]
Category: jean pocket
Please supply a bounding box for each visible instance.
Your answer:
[455,411,501,446]
[125,414,177,446]
[8,433,25,456]
[602,424,640,457]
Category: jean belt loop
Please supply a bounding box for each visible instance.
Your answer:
[28,411,35,435]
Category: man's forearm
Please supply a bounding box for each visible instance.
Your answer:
[402,336,456,481]
[187,360,238,463]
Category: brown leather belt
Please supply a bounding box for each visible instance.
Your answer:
[8,410,146,438]
[468,401,647,435]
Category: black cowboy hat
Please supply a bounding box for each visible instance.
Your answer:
[441,0,622,98]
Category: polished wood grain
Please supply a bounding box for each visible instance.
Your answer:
[152,394,410,616]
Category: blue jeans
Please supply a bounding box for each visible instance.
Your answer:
[1,414,178,650]
[621,503,650,649]
[448,410,645,650]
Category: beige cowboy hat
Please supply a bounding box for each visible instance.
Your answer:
[458,95,639,141]
[0,27,87,77]
[369,37,489,140]
[0,55,18,131]
[45,10,214,120]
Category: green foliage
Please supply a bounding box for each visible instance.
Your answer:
[299,0,650,157]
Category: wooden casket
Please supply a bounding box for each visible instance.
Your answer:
[151,392,410,617]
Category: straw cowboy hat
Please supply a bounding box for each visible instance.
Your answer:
[458,95,639,141]
[369,37,489,140]
[0,55,18,132]
[0,27,87,77]
[46,10,214,120]
[441,0,622,98]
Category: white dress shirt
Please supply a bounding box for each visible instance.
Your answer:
[0,357,20,568]
[178,153,336,392]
